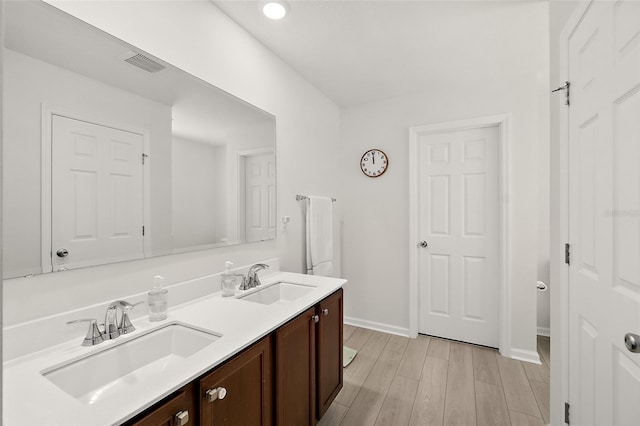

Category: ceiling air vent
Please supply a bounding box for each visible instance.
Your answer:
[122,51,166,73]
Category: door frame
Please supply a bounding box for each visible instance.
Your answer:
[41,104,151,273]
[408,113,512,356]
[551,2,593,424]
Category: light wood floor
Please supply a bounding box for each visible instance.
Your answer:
[319,325,550,426]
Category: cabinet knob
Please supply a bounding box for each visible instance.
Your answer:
[312,315,319,323]
[174,410,189,426]
[322,308,329,316]
[206,386,227,402]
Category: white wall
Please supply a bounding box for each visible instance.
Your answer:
[340,2,549,356]
[3,0,341,325]
[172,137,226,249]
[3,48,173,277]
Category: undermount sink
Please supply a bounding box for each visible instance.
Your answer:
[237,281,315,305]
[42,323,221,404]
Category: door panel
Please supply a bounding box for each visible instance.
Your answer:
[244,153,276,243]
[567,1,640,424]
[418,126,499,347]
[51,115,144,271]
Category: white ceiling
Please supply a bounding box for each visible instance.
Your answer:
[213,0,544,107]
[5,0,274,146]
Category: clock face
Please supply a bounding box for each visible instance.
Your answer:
[360,149,388,178]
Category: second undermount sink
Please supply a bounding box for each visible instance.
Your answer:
[42,323,221,404]
[237,282,315,305]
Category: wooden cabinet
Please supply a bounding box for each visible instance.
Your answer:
[125,289,342,426]
[127,383,196,426]
[199,335,273,426]
[316,289,343,419]
[275,289,344,425]
[275,307,316,425]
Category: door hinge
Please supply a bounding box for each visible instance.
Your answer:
[565,243,571,265]
[142,226,145,236]
[552,81,571,106]
[142,153,149,164]
[564,402,570,424]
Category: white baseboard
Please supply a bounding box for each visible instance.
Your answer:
[510,347,542,365]
[344,316,410,338]
[537,327,550,337]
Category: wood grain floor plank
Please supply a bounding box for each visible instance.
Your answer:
[335,331,391,407]
[317,402,349,426]
[509,410,545,425]
[324,326,549,426]
[409,356,448,426]
[375,375,419,426]
[397,335,430,380]
[475,381,510,426]
[443,343,476,426]
[496,356,541,418]
[522,361,550,384]
[472,346,501,386]
[340,336,407,426]
[343,324,357,343]
[529,380,550,424]
[344,327,373,351]
[426,337,451,360]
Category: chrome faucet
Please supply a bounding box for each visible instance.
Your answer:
[243,263,269,290]
[67,300,143,346]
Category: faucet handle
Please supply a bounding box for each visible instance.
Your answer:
[67,318,105,347]
[119,301,144,334]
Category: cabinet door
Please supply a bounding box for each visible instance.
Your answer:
[316,288,343,419]
[200,336,273,426]
[127,383,196,426]
[275,307,316,426]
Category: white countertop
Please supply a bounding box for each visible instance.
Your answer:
[3,271,346,426]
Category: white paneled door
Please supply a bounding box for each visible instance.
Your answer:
[51,115,144,271]
[567,1,640,424]
[244,153,276,242]
[417,126,499,347]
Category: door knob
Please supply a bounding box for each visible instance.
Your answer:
[625,333,640,353]
[419,241,428,248]
[56,248,69,257]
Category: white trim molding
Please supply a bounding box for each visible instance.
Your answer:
[408,114,512,357]
[344,316,410,338]
[551,2,592,425]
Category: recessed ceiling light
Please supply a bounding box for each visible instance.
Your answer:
[262,1,289,20]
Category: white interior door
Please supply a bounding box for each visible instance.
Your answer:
[244,153,276,242]
[417,126,499,348]
[51,115,144,271]
[567,1,640,424]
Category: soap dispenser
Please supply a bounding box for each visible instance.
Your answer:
[221,261,236,297]
[148,275,168,321]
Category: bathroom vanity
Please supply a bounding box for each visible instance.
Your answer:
[129,289,343,426]
[3,271,346,425]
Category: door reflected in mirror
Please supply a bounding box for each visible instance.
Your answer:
[2,1,276,278]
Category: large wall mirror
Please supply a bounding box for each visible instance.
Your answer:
[3,1,277,279]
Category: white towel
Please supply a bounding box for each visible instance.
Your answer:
[305,196,333,276]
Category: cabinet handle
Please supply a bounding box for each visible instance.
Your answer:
[206,386,227,403]
[322,308,329,316]
[312,315,319,323]
[174,410,189,426]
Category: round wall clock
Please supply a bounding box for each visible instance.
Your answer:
[360,149,388,178]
